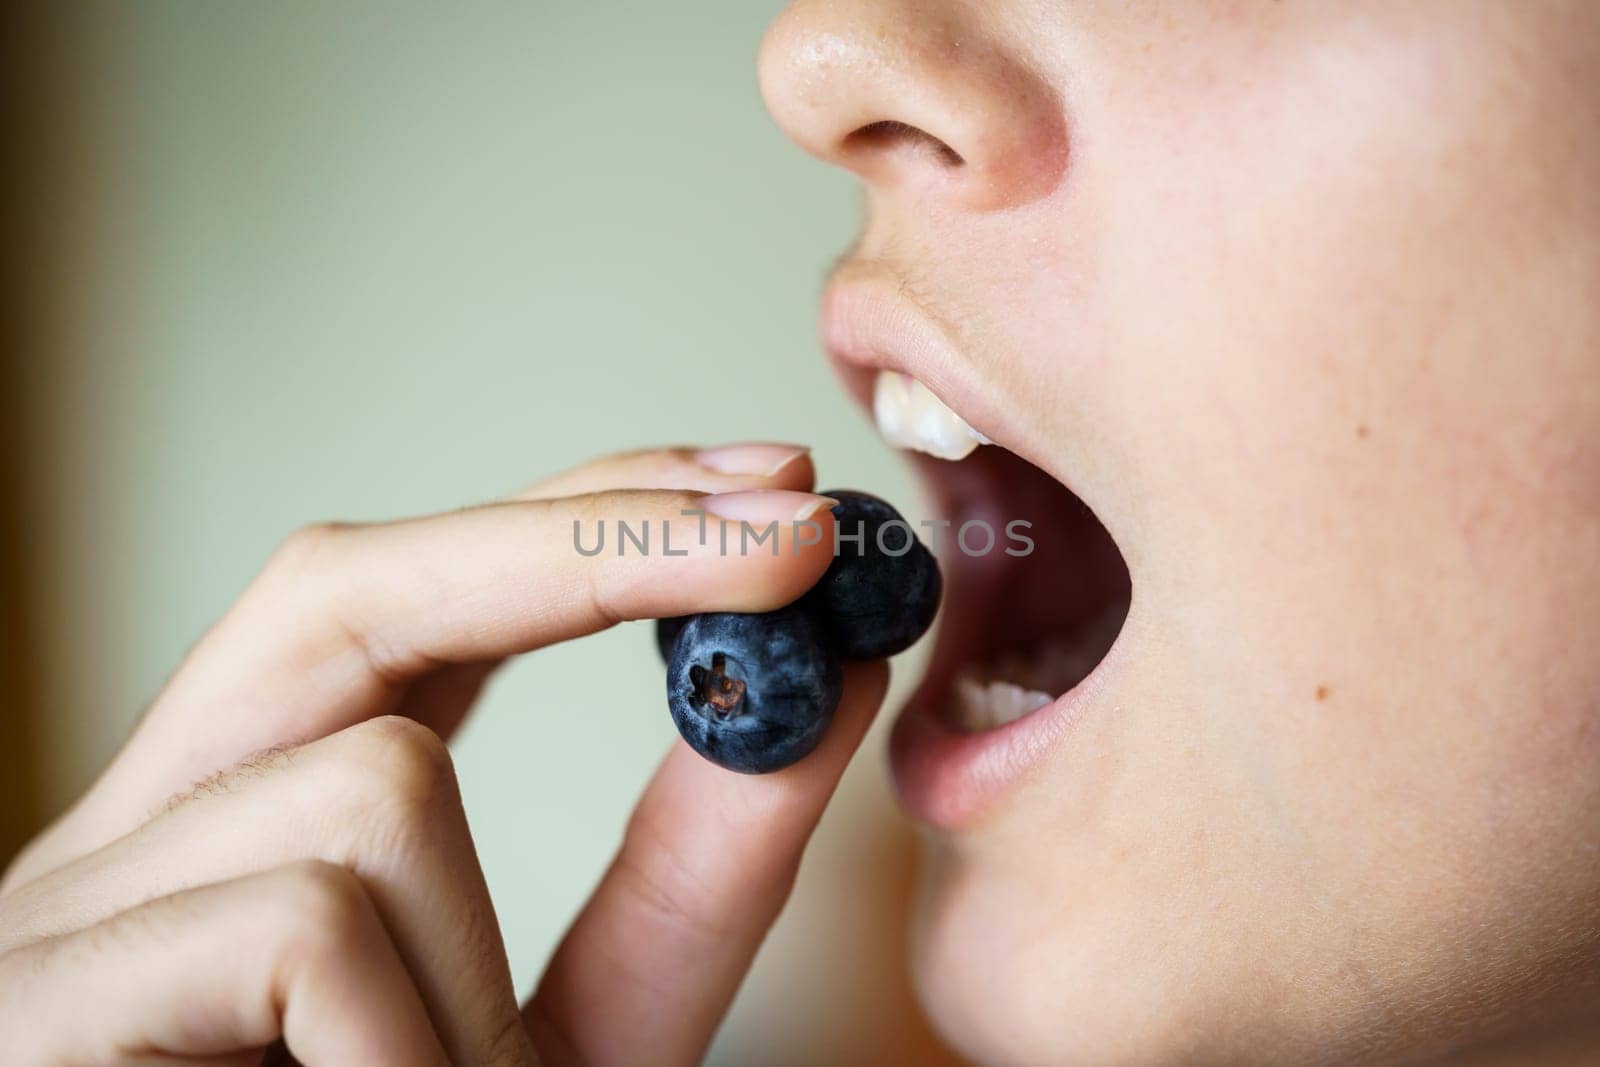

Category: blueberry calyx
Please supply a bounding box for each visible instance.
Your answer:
[688,652,747,720]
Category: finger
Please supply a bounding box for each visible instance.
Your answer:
[0,862,447,1066]
[56,487,838,854]
[513,443,813,500]
[526,660,890,1067]
[3,445,814,893]
[3,718,536,1067]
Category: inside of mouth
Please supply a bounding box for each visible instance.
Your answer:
[916,445,1131,733]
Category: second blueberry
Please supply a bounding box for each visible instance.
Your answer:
[805,489,942,659]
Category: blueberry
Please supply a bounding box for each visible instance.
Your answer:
[806,489,941,659]
[665,605,843,774]
[656,488,938,773]
[654,615,688,663]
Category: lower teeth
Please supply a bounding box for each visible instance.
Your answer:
[950,599,1130,733]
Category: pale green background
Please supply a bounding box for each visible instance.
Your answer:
[27,2,946,1061]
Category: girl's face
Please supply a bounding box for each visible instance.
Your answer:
[760,1,1600,1062]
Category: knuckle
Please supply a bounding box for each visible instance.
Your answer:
[265,521,350,585]
[262,522,427,685]
[271,860,372,948]
[335,716,460,825]
[259,518,363,598]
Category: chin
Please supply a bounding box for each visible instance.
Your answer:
[907,840,1223,1067]
[910,850,1085,1065]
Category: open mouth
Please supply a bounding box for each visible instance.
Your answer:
[904,437,1130,732]
[822,280,1132,826]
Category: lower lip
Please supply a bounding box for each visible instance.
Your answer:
[887,634,1126,829]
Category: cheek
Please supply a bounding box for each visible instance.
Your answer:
[1068,0,1600,795]
[909,4,1600,1056]
[1085,5,1600,531]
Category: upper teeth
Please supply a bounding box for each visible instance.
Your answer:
[953,673,1053,733]
[873,370,991,460]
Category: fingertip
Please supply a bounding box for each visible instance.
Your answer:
[662,490,838,614]
[692,443,814,487]
[769,448,817,491]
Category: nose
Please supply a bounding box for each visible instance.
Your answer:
[758,0,1068,211]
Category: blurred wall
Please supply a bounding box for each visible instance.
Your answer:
[11,2,958,1062]
[2,4,45,861]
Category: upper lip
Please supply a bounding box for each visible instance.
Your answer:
[819,262,1010,448]
[820,262,1081,504]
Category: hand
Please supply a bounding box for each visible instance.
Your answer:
[0,444,888,1066]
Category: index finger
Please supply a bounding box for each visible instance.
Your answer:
[83,487,840,851]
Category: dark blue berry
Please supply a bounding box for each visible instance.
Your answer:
[654,615,688,664]
[665,606,843,774]
[806,489,941,659]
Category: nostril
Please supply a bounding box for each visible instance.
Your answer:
[757,2,1068,209]
[844,119,966,168]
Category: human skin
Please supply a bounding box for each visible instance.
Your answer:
[6,4,1599,1063]
[759,0,1600,1063]
[0,448,890,1065]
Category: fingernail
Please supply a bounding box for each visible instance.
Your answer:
[701,490,838,524]
[694,443,810,477]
